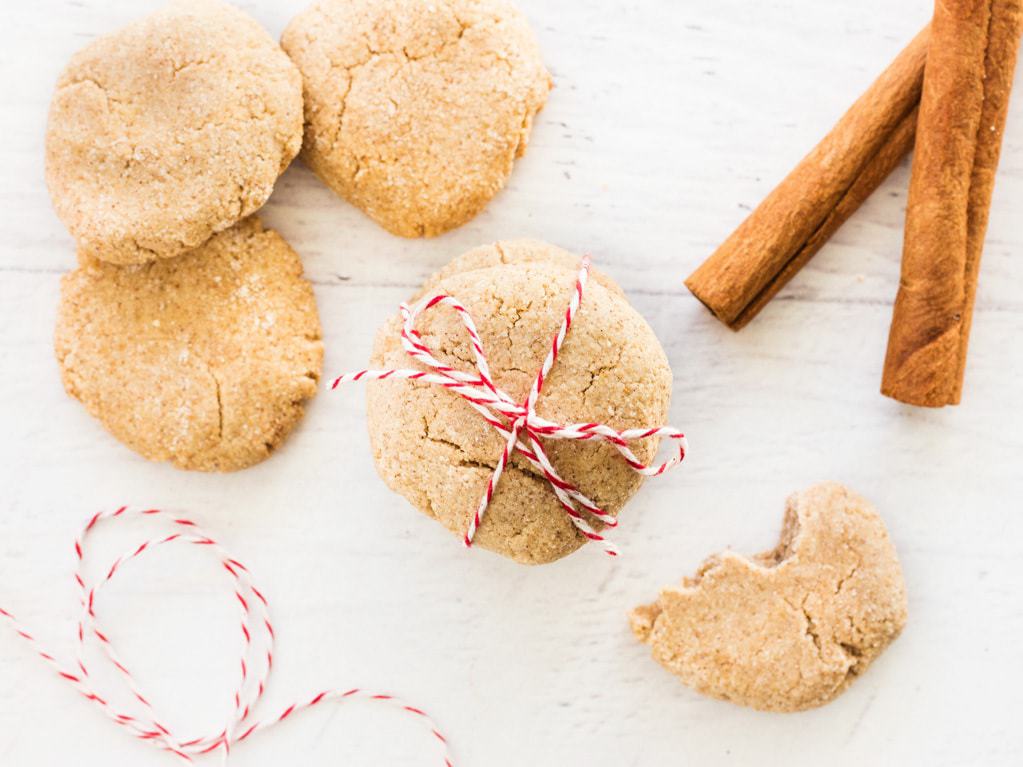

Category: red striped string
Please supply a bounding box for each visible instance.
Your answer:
[0,506,452,765]
[333,257,688,556]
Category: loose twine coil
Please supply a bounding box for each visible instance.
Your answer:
[0,506,452,764]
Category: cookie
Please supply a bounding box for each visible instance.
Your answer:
[365,240,673,564]
[45,0,303,265]
[281,0,552,237]
[630,482,907,712]
[55,217,323,472]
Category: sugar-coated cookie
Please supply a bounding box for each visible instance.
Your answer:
[366,240,672,564]
[55,218,323,472]
[281,0,551,237]
[631,482,907,712]
[46,0,303,265]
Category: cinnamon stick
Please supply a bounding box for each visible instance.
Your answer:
[686,27,929,330]
[882,0,1022,407]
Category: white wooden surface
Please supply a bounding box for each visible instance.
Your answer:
[2,1,1022,765]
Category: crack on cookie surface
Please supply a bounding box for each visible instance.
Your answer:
[209,360,225,443]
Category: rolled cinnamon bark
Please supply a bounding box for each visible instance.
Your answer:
[881,0,1022,407]
[686,27,929,330]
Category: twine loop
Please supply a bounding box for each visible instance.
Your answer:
[333,257,688,556]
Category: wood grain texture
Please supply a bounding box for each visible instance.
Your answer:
[1,1,1021,766]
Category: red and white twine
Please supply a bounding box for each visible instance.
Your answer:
[332,256,688,555]
[0,506,452,765]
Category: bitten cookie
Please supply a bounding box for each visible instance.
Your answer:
[281,0,551,237]
[630,482,907,712]
[55,217,323,472]
[366,240,672,564]
[45,0,303,265]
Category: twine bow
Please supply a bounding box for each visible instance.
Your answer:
[0,506,452,765]
[333,257,687,555]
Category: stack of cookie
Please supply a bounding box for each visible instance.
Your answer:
[364,239,674,564]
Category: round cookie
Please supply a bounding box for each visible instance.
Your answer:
[366,240,673,564]
[46,0,303,265]
[630,482,907,712]
[281,0,552,237]
[55,217,323,472]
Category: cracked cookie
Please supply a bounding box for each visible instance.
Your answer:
[630,482,907,712]
[45,0,303,265]
[55,217,323,471]
[281,0,551,237]
[365,240,672,564]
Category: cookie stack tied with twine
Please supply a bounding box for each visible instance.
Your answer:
[334,240,688,564]
[47,0,323,471]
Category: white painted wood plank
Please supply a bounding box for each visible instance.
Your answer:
[1,1,1021,765]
